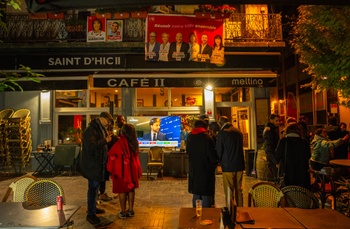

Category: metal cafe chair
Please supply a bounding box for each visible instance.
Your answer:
[147,146,164,180]
[24,179,65,207]
[309,167,343,209]
[53,145,80,176]
[248,182,284,207]
[1,174,37,202]
[281,185,320,209]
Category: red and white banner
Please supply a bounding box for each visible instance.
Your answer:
[145,14,225,64]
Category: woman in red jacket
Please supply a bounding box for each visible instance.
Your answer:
[107,124,142,219]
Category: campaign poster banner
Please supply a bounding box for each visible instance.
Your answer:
[145,14,225,65]
[87,16,106,42]
[106,19,123,42]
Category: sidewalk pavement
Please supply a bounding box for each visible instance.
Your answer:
[0,173,260,229]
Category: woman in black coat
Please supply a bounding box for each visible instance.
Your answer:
[275,123,311,189]
[186,120,218,208]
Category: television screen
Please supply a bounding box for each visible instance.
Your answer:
[127,116,181,148]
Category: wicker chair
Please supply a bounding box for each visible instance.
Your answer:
[24,179,65,207]
[0,108,14,119]
[1,174,37,202]
[281,185,320,209]
[248,182,284,207]
[147,146,164,180]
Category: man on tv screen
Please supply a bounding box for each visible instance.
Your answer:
[143,118,168,141]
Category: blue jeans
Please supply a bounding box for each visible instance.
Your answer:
[192,194,213,208]
[87,180,100,215]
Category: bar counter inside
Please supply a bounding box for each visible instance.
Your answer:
[139,149,188,177]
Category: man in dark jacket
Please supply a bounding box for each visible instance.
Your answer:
[186,119,218,208]
[80,112,114,225]
[326,116,348,159]
[216,116,245,207]
[263,113,280,182]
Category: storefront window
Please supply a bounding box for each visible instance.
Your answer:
[170,88,203,107]
[55,90,87,107]
[58,115,87,145]
[136,88,169,107]
[89,88,121,108]
[214,87,251,102]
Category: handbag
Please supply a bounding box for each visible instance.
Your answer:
[277,138,287,188]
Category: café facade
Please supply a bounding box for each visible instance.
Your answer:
[0,9,285,174]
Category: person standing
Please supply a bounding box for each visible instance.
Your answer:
[116,115,126,137]
[107,124,142,219]
[263,114,280,182]
[98,123,118,203]
[168,32,189,61]
[186,119,218,208]
[145,31,160,61]
[80,112,114,225]
[210,35,225,65]
[326,116,348,159]
[197,34,212,62]
[275,123,311,189]
[158,32,170,62]
[216,116,245,207]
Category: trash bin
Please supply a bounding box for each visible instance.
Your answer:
[244,149,255,177]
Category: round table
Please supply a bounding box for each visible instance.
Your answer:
[329,159,350,167]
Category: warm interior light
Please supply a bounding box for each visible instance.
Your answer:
[205,85,213,91]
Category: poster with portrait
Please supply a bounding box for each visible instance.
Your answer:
[87,16,106,42]
[106,19,123,42]
[145,14,224,65]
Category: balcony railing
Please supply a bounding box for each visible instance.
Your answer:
[0,13,283,45]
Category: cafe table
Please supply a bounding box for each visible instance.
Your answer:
[329,159,350,168]
[32,150,55,175]
[284,207,350,229]
[236,207,305,229]
[178,207,222,228]
[0,202,80,228]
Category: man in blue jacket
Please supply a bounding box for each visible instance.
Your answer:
[216,116,245,207]
[80,112,114,225]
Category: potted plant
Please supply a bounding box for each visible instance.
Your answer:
[95,8,112,19]
[214,5,235,19]
[194,5,214,19]
[130,6,150,18]
[47,12,65,19]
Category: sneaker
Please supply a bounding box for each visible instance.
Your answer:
[86,214,101,225]
[96,207,105,214]
[118,211,127,219]
[127,210,135,217]
[99,193,113,201]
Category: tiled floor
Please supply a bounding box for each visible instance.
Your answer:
[0,172,262,228]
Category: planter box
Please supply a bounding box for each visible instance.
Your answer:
[214,12,230,19]
[114,12,130,19]
[29,13,47,20]
[131,11,148,18]
[195,12,211,19]
[95,12,112,19]
[48,13,64,19]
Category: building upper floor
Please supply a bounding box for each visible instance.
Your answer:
[0,4,285,49]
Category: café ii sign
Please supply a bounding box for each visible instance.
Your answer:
[93,77,276,88]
